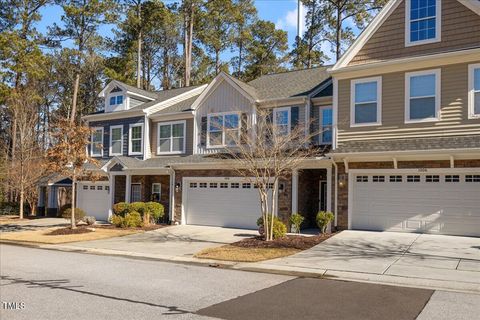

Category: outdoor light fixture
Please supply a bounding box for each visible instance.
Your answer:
[338,174,347,188]
[175,182,181,193]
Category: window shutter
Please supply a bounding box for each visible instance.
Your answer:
[240,113,248,144]
[291,106,299,130]
[200,116,207,146]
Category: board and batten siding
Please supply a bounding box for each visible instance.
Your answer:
[337,61,480,146]
[89,116,144,158]
[150,118,194,156]
[349,0,480,66]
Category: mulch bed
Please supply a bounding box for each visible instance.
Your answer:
[94,224,167,231]
[46,226,94,236]
[231,232,338,250]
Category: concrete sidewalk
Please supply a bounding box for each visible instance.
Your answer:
[234,231,480,293]
[0,218,69,233]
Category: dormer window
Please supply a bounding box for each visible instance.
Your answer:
[109,95,123,106]
[406,0,441,46]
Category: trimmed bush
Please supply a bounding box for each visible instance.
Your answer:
[129,202,146,214]
[124,211,143,228]
[257,215,287,239]
[0,202,21,215]
[289,213,305,234]
[316,211,334,234]
[110,214,124,227]
[144,202,164,222]
[112,202,129,217]
[62,208,86,222]
[83,216,96,225]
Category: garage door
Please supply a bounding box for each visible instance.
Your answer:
[77,182,111,221]
[351,172,480,237]
[184,178,272,229]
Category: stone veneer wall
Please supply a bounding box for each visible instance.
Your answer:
[173,169,292,225]
[335,159,480,230]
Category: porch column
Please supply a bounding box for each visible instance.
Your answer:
[125,174,131,203]
[108,175,115,218]
[326,167,332,212]
[292,169,299,214]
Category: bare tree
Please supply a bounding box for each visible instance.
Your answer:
[218,108,325,241]
[45,118,99,228]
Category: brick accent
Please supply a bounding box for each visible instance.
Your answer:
[173,169,292,225]
[131,175,170,217]
[335,159,480,230]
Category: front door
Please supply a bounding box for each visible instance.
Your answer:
[319,180,327,212]
[131,183,142,202]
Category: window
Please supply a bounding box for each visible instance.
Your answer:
[356,176,368,182]
[90,186,95,190]
[83,185,88,190]
[426,175,440,182]
[109,125,123,156]
[407,175,421,182]
[445,175,459,183]
[273,107,291,135]
[351,77,382,126]
[190,183,197,188]
[109,95,124,106]
[230,183,240,188]
[372,176,385,182]
[131,184,141,202]
[152,183,161,201]
[129,123,143,155]
[405,69,440,123]
[319,107,333,144]
[105,186,110,191]
[157,121,186,154]
[390,176,402,182]
[199,182,207,188]
[210,183,218,188]
[466,175,480,182]
[468,64,480,118]
[242,183,251,189]
[406,0,441,46]
[207,113,240,147]
[91,127,103,157]
[97,186,103,190]
[220,183,228,188]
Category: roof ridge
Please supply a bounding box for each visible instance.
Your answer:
[248,65,332,82]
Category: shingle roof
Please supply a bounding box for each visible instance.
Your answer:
[117,81,158,99]
[153,95,199,115]
[107,155,220,169]
[130,85,203,111]
[247,66,332,100]
[334,135,480,153]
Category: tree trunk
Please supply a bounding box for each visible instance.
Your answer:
[184,2,194,87]
[71,176,76,229]
[70,73,80,124]
[335,6,342,62]
[136,1,142,89]
[19,188,24,219]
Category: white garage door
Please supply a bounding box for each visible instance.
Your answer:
[351,172,480,237]
[77,182,111,221]
[184,178,272,229]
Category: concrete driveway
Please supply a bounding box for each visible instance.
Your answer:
[246,231,480,292]
[50,225,257,263]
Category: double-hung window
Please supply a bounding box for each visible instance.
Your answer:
[157,120,186,154]
[351,77,382,126]
[469,64,480,118]
[109,125,123,156]
[207,113,240,147]
[151,183,161,201]
[319,106,333,144]
[273,107,291,135]
[406,0,440,46]
[405,69,440,123]
[91,127,103,157]
[129,123,144,155]
[109,95,123,106]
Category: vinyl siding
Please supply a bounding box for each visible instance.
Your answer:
[89,116,144,158]
[349,0,480,66]
[151,118,194,156]
[337,61,480,148]
[129,97,144,108]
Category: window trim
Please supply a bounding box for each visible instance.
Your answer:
[90,127,104,157]
[206,112,242,148]
[152,183,161,199]
[319,106,333,144]
[350,76,382,127]
[157,120,186,155]
[109,125,123,156]
[404,69,441,124]
[468,63,480,119]
[405,0,441,47]
[273,106,291,135]
[128,123,144,155]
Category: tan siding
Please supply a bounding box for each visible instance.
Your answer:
[350,0,480,65]
[337,61,480,146]
[150,118,194,156]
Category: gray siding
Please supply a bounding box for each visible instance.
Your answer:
[89,116,144,159]
[129,98,144,109]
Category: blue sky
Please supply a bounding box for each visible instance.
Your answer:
[36,0,339,62]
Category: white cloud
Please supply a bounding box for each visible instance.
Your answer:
[275,6,306,34]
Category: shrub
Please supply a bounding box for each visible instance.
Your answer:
[83,216,96,225]
[112,202,129,217]
[124,211,143,228]
[0,202,20,215]
[59,203,73,216]
[62,208,86,222]
[129,202,146,214]
[316,211,334,234]
[289,213,305,234]
[144,202,164,223]
[257,215,287,239]
[110,214,124,227]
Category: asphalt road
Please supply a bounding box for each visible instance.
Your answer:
[1,244,479,320]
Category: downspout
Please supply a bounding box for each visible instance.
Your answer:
[330,158,338,228]
[168,167,175,224]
